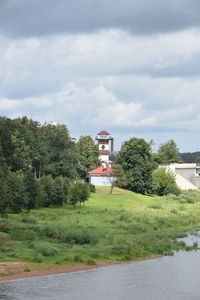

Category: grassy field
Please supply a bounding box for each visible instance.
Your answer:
[1,187,200,274]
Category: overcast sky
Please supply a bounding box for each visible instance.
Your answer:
[1,0,200,152]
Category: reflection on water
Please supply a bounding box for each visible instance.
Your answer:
[1,236,200,300]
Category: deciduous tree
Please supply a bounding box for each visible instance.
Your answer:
[118,138,156,194]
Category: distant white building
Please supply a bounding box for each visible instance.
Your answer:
[161,163,200,190]
[95,130,114,163]
[88,165,117,187]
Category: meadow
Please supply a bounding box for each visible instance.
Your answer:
[1,187,200,275]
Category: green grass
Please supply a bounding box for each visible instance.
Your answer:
[1,187,200,270]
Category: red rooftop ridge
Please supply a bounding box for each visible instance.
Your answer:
[97,130,110,135]
[88,166,113,174]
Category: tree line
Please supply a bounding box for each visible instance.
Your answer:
[0,116,189,215]
[0,116,99,214]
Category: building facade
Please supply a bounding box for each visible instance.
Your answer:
[88,165,117,186]
[95,130,114,163]
[161,163,200,190]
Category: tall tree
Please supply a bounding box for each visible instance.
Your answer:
[118,138,156,194]
[7,172,27,213]
[23,169,40,212]
[41,124,79,178]
[51,177,65,207]
[77,135,100,180]
[156,139,180,164]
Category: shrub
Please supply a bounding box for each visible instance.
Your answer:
[89,184,96,193]
[21,215,37,224]
[152,168,181,196]
[148,203,162,209]
[73,255,83,262]
[178,192,198,204]
[32,241,59,257]
[86,259,96,265]
[61,229,98,245]
[0,232,12,252]
[10,229,37,241]
[39,225,59,238]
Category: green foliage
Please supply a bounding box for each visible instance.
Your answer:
[0,166,8,216]
[6,172,27,213]
[152,168,181,196]
[178,191,200,204]
[156,139,180,164]
[79,184,90,205]
[77,135,100,180]
[195,156,200,163]
[51,177,65,207]
[68,184,81,208]
[0,232,12,252]
[89,184,96,193]
[23,169,40,211]
[118,138,156,193]
[39,175,54,207]
[68,183,90,207]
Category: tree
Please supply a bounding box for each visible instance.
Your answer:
[107,164,126,194]
[51,177,65,207]
[41,124,79,178]
[6,172,27,213]
[78,184,90,205]
[152,167,180,196]
[156,139,180,164]
[117,138,156,194]
[68,184,81,208]
[0,166,8,216]
[39,175,54,207]
[195,156,200,164]
[23,169,40,212]
[77,136,100,180]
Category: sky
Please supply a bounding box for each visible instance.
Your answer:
[1,0,200,152]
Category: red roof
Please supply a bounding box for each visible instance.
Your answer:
[97,130,110,135]
[88,166,113,174]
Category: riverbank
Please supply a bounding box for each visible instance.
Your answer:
[1,187,200,279]
[0,255,162,281]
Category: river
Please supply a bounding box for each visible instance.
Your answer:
[1,235,200,300]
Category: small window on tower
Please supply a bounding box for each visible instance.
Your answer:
[101,145,105,150]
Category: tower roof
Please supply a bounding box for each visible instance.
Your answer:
[97,130,110,135]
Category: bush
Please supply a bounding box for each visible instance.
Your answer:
[68,183,90,207]
[61,229,98,245]
[148,203,162,209]
[21,215,37,224]
[152,168,181,196]
[0,232,12,251]
[32,241,59,257]
[10,229,37,241]
[89,184,96,193]
[178,191,199,204]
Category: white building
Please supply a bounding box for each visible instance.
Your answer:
[161,163,200,190]
[95,130,114,163]
[88,165,117,187]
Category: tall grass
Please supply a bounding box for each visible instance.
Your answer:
[0,187,200,266]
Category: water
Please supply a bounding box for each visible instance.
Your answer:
[1,236,200,300]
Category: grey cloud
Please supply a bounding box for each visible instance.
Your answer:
[1,0,200,37]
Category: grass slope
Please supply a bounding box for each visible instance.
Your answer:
[1,187,200,275]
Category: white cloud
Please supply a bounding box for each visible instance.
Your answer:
[1,27,200,151]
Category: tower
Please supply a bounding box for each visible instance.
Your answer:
[95,130,114,163]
